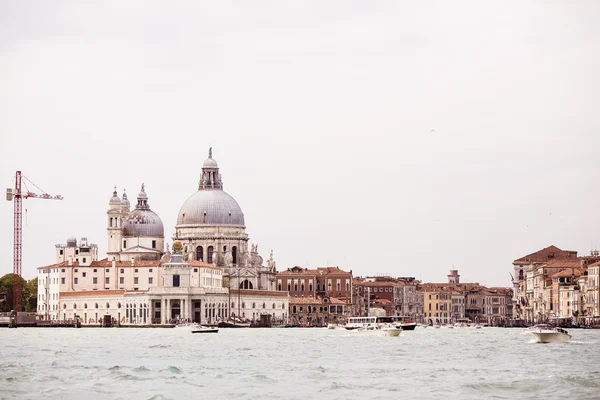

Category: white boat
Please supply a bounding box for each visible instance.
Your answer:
[530,325,571,343]
[345,316,397,330]
[327,323,337,329]
[191,325,219,334]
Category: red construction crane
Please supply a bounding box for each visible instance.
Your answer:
[6,171,63,317]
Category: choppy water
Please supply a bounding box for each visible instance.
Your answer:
[2,326,600,400]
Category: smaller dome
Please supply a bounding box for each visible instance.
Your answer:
[138,185,148,200]
[203,157,218,168]
[66,237,77,247]
[109,187,121,205]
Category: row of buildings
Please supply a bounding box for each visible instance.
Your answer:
[36,148,513,327]
[512,245,600,325]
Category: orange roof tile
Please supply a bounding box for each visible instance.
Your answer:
[514,245,577,263]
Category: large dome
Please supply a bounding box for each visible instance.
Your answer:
[123,209,164,237]
[177,190,245,226]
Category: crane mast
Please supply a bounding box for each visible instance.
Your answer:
[6,171,63,317]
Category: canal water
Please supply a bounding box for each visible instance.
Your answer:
[2,326,600,399]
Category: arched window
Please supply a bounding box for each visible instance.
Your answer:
[84,303,87,309]
[287,283,291,291]
[239,280,253,289]
[292,305,297,313]
[294,283,298,291]
[196,246,204,261]
[242,302,245,308]
[95,303,99,309]
[301,283,305,291]
[278,283,282,291]
[337,282,341,291]
[309,282,313,292]
[231,302,235,309]
[252,302,256,309]
[118,303,121,309]
[63,304,66,309]
[272,303,276,309]
[262,303,266,309]
[282,304,285,309]
[207,246,214,264]
[232,246,237,264]
[106,302,110,309]
[73,303,77,309]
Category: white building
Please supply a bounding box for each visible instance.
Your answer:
[37,149,289,325]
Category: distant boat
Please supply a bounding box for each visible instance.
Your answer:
[192,326,219,334]
[218,318,251,328]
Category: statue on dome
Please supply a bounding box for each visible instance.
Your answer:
[267,250,276,272]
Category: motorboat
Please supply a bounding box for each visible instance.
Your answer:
[191,326,219,334]
[327,323,337,330]
[530,325,571,343]
[392,316,417,331]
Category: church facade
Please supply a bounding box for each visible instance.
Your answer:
[37,149,288,325]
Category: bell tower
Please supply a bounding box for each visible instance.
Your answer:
[107,187,123,258]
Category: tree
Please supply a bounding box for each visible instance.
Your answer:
[0,273,36,313]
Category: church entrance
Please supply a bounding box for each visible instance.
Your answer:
[170,300,181,322]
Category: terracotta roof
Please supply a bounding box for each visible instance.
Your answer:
[278,266,351,277]
[589,261,600,267]
[187,260,220,269]
[91,258,161,267]
[551,267,586,279]
[60,290,125,297]
[38,261,75,270]
[514,245,577,263]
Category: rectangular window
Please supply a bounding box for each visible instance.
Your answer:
[82,272,86,277]
[74,278,78,284]
[120,277,124,284]
[152,240,156,249]
[123,240,126,248]
[61,269,65,273]
[134,277,139,284]
[60,249,64,255]
[75,249,79,255]
[120,269,124,273]
[61,277,65,284]
[83,258,86,263]
[105,269,109,272]
[194,268,198,272]
[74,269,78,273]
[93,269,97,273]
[149,269,153,273]
[173,275,180,287]
[135,269,138,273]
[105,277,110,284]
[149,277,153,284]
[93,277,98,284]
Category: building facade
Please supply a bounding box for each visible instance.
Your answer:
[38,149,288,325]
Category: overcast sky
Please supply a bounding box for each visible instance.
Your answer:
[1,1,598,287]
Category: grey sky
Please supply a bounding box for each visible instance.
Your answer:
[1,1,598,287]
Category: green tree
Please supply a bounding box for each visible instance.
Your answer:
[0,273,33,312]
